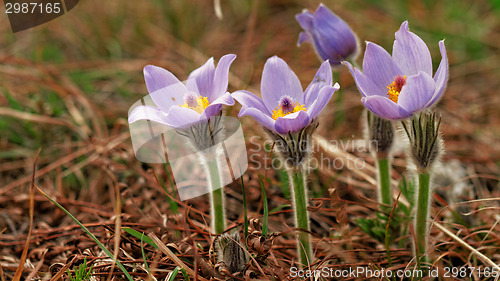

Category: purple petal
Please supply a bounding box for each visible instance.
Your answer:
[304,60,333,107]
[307,84,339,119]
[397,71,436,113]
[261,56,304,113]
[362,95,412,120]
[310,38,332,64]
[187,57,215,97]
[149,82,189,112]
[311,4,358,62]
[427,40,448,107]
[297,31,312,46]
[143,65,183,93]
[163,106,203,129]
[232,90,271,115]
[238,107,276,131]
[274,110,310,134]
[128,105,169,125]
[343,61,385,97]
[392,21,433,76]
[363,42,402,93]
[185,78,199,95]
[295,10,314,32]
[204,92,235,118]
[211,54,237,102]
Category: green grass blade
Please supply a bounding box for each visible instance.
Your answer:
[258,175,268,237]
[163,162,179,214]
[122,227,158,249]
[167,266,180,281]
[140,233,150,273]
[180,268,190,281]
[239,162,249,241]
[269,204,290,214]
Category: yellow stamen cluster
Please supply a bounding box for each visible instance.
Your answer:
[387,83,400,103]
[272,102,307,120]
[180,96,210,114]
[386,75,407,103]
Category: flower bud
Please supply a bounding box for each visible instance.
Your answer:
[296,4,359,66]
[366,111,394,157]
[402,112,443,172]
[215,232,248,276]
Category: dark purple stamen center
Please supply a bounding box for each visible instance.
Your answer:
[394,75,406,92]
[279,96,294,114]
[184,92,198,107]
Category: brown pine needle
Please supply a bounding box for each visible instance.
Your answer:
[148,233,210,281]
[433,222,500,272]
[12,148,41,281]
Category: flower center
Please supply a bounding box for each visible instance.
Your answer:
[180,92,209,114]
[272,96,307,120]
[387,75,407,103]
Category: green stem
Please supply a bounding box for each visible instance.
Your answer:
[240,164,249,241]
[206,157,226,234]
[377,158,392,207]
[288,168,312,267]
[415,172,431,263]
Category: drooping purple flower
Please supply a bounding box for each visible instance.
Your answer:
[128,54,236,128]
[343,21,448,120]
[232,56,339,135]
[296,3,359,66]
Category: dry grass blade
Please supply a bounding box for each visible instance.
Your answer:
[213,0,223,20]
[25,249,47,280]
[148,233,209,281]
[0,146,94,194]
[50,255,77,281]
[0,228,6,281]
[0,132,129,194]
[0,265,4,281]
[104,168,122,281]
[0,107,87,138]
[313,135,377,185]
[314,135,412,207]
[433,222,500,272]
[12,148,40,281]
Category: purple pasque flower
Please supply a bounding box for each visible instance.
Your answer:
[232,56,339,135]
[128,54,236,128]
[343,21,448,120]
[296,3,359,66]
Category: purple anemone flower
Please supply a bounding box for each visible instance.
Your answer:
[232,56,339,135]
[128,54,236,128]
[296,3,359,66]
[343,21,448,120]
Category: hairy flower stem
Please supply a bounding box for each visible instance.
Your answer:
[366,111,394,208]
[288,167,312,267]
[402,112,442,264]
[415,172,430,263]
[205,157,226,234]
[377,158,392,207]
